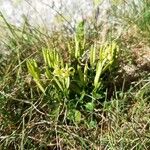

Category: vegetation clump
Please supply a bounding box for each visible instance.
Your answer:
[0,0,150,149]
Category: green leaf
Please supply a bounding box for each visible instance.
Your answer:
[65,76,70,89]
[75,21,85,58]
[76,21,85,41]
[34,79,45,94]
[74,110,81,123]
[89,120,97,128]
[45,67,52,79]
[94,60,102,88]
[75,36,79,58]
[84,62,88,83]
[90,44,96,67]
[85,102,95,112]
[26,59,45,94]
[53,77,63,92]
[42,48,47,65]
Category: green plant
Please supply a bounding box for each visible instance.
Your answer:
[27,21,119,123]
[0,3,150,149]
